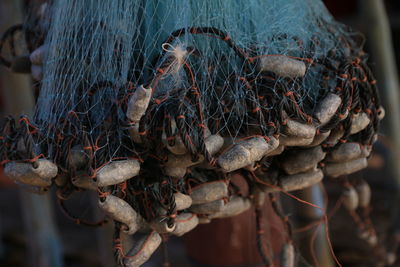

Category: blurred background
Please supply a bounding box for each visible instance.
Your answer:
[0,0,399,266]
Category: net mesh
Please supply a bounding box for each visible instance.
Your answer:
[0,0,382,265]
[24,0,377,164]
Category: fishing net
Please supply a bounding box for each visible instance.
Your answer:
[0,0,383,266]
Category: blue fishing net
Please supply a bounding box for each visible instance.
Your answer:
[0,1,381,265]
[20,0,375,164]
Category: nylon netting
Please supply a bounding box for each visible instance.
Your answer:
[23,0,378,163]
[0,0,382,266]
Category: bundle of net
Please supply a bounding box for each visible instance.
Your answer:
[0,0,385,266]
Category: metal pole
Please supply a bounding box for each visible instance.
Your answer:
[359,0,400,259]
[360,0,400,185]
[294,184,335,267]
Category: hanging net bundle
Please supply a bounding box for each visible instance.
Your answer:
[0,0,383,266]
